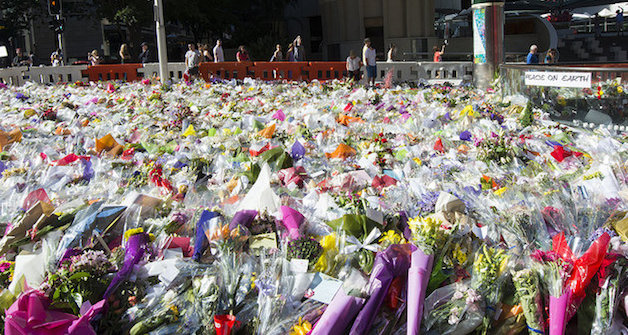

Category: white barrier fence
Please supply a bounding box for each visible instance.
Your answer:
[26,65,88,85]
[376,61,473,84]
[0,61,473,86]
[0,66,28,86]
[137,62,187,83]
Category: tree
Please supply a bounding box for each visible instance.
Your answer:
[92,0,152,55]
[163,0,235,43]
[0,0,40,48]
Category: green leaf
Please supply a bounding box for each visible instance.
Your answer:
[70,292,83,314]
[68,272,90,281]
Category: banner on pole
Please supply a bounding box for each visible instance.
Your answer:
[524,71,592,88]
[473,8,487,64]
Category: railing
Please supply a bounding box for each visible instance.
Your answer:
[0,66,28,86]
[0,61,474,86]
[27,65,88,84]
[376,61,472,84]
[500,64,628,126]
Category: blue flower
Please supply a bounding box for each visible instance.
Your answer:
[459,131,472,141]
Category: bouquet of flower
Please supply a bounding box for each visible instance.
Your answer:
[471,245,510,335]
[512,268,545,334]
[423,281,485,335]
[406,215,453,334]
[590,253,627,334]
[129,301,181,335]
[532,249,572,335]
[43,249,114,314]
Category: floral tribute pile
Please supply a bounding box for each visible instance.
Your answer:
[0,77,627,335]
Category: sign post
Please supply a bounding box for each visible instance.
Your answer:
[154,0,169,82]
[472,0,504,89]
[48,0,65,65]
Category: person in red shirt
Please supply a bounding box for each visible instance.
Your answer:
[433,44,445,62]
[236,45,249,62]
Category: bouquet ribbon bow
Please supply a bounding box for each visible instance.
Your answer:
[342,228,381,254]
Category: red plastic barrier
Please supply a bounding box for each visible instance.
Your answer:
[249,62,309,81]
[199,62,253,81]
[82,64,143,82]
[307,62,346,81]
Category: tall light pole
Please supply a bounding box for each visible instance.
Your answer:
[48,0,65,65]
[154,0,169,82]
[472,0,504,89]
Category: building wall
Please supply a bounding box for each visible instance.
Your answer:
[319,0,437,60]
[28,16,104,65]
[285,0,324,60]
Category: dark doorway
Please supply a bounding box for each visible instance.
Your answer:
[364,25,384,59]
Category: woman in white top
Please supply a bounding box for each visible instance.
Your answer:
[346,50,361,82]
[387,44,396,62]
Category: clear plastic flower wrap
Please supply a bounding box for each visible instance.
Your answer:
[423,280,485,335]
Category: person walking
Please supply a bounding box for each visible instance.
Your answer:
[138,42,151,63]
[213,39,224,62]
[119,44,131,64]
[236,45,249,62]
[293,35,306,61]
[387,44,397,62]
[433,44,445,62]
[594,14,602,37]
[526,45,539,64]
[185,43,202,80]
[616,8,624,36]
[346,50,361,82]
[88,50,101,66]
[544,48,558,64]
[270,44,283,62]
[362,38,377,86]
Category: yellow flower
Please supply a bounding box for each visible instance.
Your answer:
[314,234,338,274]
[290,317,312,335]
[459,105,474,117]
[319,233,337,250]
[557,97,567,106]
[450,243,467,265]
[379,230,405,248]
[124,228,144,240]
[618,86,623,94]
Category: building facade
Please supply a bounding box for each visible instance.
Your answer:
[319,0,441,61]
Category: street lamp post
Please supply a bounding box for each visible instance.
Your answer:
[154,0,169,82]
[471,0,505,89]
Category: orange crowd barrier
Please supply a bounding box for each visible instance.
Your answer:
[81,64,143,82]
[307,62,346,81]
[78,62,351,83]
[199,62,253,81]
[249,62,309,81]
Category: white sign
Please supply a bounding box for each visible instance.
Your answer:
[524,71,591,88]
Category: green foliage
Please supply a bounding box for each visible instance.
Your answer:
[520,101,534,128]
[48,269,110,314]
[0,0,40,41]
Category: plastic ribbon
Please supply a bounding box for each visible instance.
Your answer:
[341,228,381,254]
